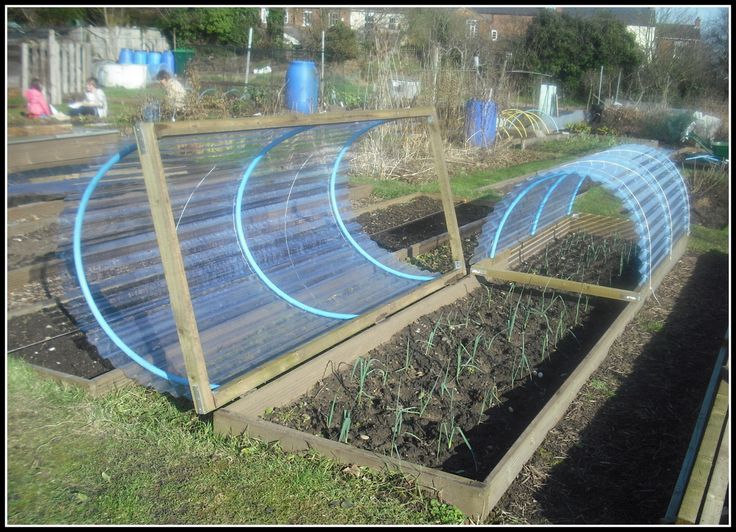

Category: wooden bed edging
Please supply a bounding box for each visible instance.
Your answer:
[27,364,134,398]
[668,333,730,524]
[8,129,121,173]
[213,221,687,520]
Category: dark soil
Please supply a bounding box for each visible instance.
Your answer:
[690,187,729,230]
[488,249,729,524]
[263,233,636,480]
[7,304,113,379]
[355,196,492,251]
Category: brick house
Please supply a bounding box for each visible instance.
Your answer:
[656,17,702,58]
[460,7,543,50]
[262,7,403,45]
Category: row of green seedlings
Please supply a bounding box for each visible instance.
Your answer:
[487,280,592,388]
[324,315,481,470]
[323,280,589,472]
[525,231,637,287]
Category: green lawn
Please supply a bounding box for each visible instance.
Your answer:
[687,224,729,254]
[6,357,465,525]
[352,133,624,202]
[572,186,627,219]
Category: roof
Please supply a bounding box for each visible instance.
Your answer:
[471,7,544,17]
[560,7,656,27]
[658,23,701,41]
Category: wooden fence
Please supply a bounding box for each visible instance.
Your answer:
[20,30,92,105]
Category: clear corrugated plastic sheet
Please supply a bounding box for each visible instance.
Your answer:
[60,121,436,398]
[470,144,689,288]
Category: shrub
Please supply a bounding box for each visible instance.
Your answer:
[566,121,591,134]
[594,125,618,137]
[642,110,693,146]
[600,107,693,146]
[599,107,646,137]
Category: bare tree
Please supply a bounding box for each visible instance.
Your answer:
[635,7,712,107]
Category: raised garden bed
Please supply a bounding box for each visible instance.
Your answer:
[6,305,133,397]
[213,213,688,519]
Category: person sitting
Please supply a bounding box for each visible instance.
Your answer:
[23,78,52,118]
[22,79,70,121]
[156,69,187,117]
[68,77,108,119]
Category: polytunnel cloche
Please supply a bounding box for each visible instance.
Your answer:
[59,111,463,408]
[471,144,689,289]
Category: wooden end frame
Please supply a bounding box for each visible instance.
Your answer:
[470,213,642,303]
[134,107,465,414]
[470,264,641,302]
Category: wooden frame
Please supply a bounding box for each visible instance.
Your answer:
[134,108,466,414]
[471,213,642,302]
[669,334,730,524]
[27,364,133,398]
[8,129,120,173]
[213,215,688,520]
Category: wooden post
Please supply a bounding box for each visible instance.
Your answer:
[432,45,439,106]
[245,27,253,85]
[68,42,75,94]
[133,122,216,414]
[48,30,62,105]
[31,42,38,81]
[72,42,81,93]
[21,42,29,90]
[40,40,48,87]
[60,41,69,98]
[426,109,465,274]
[69,42,76,95]
[83,43,92,84]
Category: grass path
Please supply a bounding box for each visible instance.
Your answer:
[6,357,465,525]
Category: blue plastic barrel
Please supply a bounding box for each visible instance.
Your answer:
[465,99,497,147]
[147,51,162,66]
[285,60,319,114]
[133,50,147,65]
[160,50,175,75]
[147,51,162,78]
[118,48,133,65]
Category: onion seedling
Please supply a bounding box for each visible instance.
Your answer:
[351,357,385,405]
[327,395,338,427]
[338,409,352,443]
[435,390,478,472]
[418,374,441,417]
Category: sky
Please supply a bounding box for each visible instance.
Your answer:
[656,6,727,24]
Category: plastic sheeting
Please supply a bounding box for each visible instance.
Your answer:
[60,120,436,398]
[470,144,689,288]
